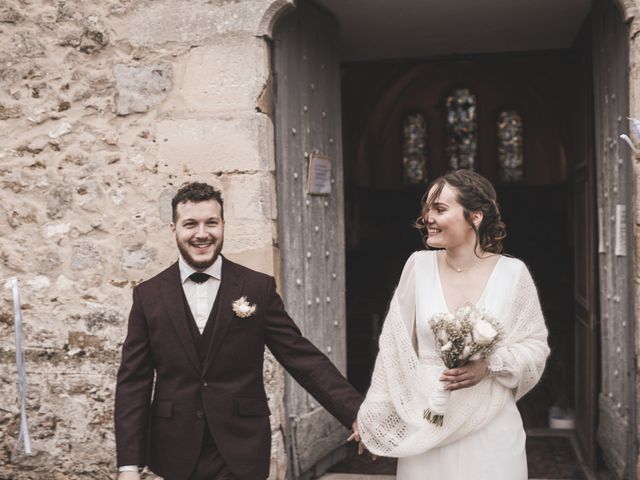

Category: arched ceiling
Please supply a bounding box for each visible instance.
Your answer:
[315,0,592,61]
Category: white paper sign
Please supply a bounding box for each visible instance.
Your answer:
[598,207,605,254]
[307,154,332,195]
[615,204,627,257]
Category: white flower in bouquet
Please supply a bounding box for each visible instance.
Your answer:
[472,319,498,346]
[424,303,502,426]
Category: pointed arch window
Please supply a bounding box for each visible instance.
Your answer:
[402,113,428,184]
[497,110,524,182]
[445,88,477,171]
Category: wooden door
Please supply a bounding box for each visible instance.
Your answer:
[571,20,600,470]
[272,1,348,477]
[592,0,636,477]
[573,161,598,468]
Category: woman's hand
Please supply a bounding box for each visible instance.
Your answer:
[346,420,377,459]
[440,360,489,391]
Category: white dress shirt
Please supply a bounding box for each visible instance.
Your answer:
[178,255,223,333]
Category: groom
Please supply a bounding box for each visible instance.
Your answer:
[114,182,362,480]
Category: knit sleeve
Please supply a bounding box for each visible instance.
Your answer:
[488,262,550,399]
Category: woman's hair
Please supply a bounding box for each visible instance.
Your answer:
[415,169,506,254]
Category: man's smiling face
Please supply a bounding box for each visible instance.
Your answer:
[171,199,224,271]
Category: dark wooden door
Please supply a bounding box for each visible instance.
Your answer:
[273,1,348,477]
[592,0,636,477]
[569,19,600,470]
[573,161,598,468]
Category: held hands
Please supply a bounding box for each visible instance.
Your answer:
[346,420,377,460]
[440,359,489,391]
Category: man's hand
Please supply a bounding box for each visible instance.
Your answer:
[116,471,140,480]
[346,420,376,459]
[440,359,489,391]
[346,420,363,453]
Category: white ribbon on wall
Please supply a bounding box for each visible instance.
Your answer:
[8,277,32,454]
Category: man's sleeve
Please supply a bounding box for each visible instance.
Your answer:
[114,287,154,468]
[263,278,362,428]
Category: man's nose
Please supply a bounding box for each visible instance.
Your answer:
[195,223,207,236]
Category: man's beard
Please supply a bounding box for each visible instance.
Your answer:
[177,239,223,271]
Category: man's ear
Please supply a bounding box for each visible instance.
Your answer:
[170,222,176,233]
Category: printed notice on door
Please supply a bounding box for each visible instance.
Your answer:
[307,154,332,195]
[615,204,627,256]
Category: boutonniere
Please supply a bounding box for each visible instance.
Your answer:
[232,296,257,318]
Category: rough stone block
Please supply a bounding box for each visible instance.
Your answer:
[114,0,290,47]
[218,174,274,253]
[46,185,73,220]
[0,6,23,23]
[268,429,288,480]
[164,37,268,114]
[114,63,172,115]
[71,240,102,271]
[156,114,272,175]
[224,246,275,276]
[121,247,156,270]
[79,15,109,53]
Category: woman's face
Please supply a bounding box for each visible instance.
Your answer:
[424,183,476,250]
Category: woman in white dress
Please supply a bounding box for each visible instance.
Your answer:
[354,170,550,480]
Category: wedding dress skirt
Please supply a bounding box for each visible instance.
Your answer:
[396,397,527,480]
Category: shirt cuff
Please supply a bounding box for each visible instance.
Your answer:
[118,466,140,473]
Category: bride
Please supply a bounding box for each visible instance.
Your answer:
[354,169,549,479]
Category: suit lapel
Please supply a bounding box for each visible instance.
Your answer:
[202,257,244,375]
[160,262,201,373]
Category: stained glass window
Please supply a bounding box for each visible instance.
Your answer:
[497,110,524,182]
[445,88,477,171]
[402,113,428,184]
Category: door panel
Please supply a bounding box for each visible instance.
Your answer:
[273,1,348,476]
[592,0,635,477]
[573,162,598,468]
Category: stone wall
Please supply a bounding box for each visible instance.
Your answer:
[0,0,292,478]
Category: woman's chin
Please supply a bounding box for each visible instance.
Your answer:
[426,238,443,249]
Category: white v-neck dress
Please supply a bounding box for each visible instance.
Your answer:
[396,251,528,480]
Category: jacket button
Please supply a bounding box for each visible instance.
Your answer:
[196,410,204,419]
[203,381,208,387]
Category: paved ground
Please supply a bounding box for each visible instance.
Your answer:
[325,429,613,480]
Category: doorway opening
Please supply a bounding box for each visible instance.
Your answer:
[343,47,580,423]
[331,1,603,477]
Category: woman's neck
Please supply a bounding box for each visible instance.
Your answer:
[444,244,488,272]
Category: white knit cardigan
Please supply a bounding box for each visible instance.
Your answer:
[357,252,550,457]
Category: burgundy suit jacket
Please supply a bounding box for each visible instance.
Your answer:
[114,257,362,480]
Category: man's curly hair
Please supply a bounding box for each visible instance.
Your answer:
[171,182,224,222]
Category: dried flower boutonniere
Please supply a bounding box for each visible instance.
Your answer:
[232,296,256,318]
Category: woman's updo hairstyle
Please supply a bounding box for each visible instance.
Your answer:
[415,169,506,254]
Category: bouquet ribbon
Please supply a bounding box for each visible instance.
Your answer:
[8,277,32,454]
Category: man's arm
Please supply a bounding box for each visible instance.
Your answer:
[114,287,154,471]
[263,278,362,427]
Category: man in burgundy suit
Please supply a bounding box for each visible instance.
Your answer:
[114,182,362,480]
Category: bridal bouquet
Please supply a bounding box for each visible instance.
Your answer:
[424,304,502,426]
